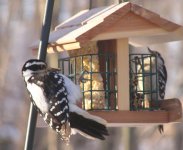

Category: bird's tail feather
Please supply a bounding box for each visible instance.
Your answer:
[69,112,109,140]
[69,104,108,140]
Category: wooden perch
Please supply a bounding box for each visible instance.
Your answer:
[151,98,182,122]
[36,98,182,127]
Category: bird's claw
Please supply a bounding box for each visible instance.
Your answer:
[158,125,164,134]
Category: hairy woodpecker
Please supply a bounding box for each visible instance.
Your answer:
[22,59,108,143]
[148,47,167,133]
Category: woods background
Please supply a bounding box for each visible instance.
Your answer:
[0,0,183,150]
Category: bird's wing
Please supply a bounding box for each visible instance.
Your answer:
[59,74,82,104]
[28,72,70,130]
[158,65,167,99]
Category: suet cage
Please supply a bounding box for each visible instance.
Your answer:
[58,53,117,111]
[59,52,160,112]
[129,53,159,111]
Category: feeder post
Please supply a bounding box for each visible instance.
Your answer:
[24,1,54,150]
[117,38,129,110]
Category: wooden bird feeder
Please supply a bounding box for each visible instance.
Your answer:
[32,2,183,127]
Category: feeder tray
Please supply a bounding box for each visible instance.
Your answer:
[37,98,182,127]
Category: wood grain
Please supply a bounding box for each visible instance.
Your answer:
[37,98,182,127]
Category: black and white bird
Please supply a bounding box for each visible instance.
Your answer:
[22,59,108,143]
[148,47,167,133]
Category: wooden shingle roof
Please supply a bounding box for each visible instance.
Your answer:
[32,2,183,52]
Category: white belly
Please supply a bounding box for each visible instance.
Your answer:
[27,83,49,113]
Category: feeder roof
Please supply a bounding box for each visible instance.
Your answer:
[32,2,183,51]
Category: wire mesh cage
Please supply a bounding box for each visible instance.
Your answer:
[58,53,117,111]
[129,53,159,111]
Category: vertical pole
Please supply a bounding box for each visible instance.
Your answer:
[90,55,93,109]
[121,128,130,150]
[81,56,85,110]
[38,0,55,61]
[89,0,92,9]
[117,38,129,110]
[106,54,110,109]
[24,1,54,150]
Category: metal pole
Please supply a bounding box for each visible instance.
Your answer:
[24,0,55,150]
[89,0,92,9]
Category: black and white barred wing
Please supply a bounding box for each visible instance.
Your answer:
[29,71,71,140]
[43,71,70,126]
[158,64,167,99]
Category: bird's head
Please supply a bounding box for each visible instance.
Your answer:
[148,47,165,64]
[22,59,47,77]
